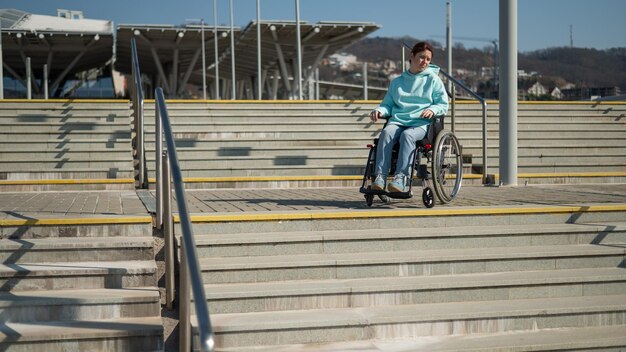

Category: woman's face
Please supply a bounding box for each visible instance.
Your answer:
[410,50,432,73]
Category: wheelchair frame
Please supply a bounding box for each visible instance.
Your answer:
[359,115,463,208]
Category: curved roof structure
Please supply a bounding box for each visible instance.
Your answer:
[0,8,113,96]
[114,20,380,98]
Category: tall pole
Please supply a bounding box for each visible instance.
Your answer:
[499,0,518,185]
[0,19,3,99]
[363,62,368,100]
[26,57,32,99]
[446,1,452,92]
[213,0,220,99]
[256,0,262,100]
[201,19,207,100]
[294,0,303,100]
[43,64,48,99]
[229,0,236,100]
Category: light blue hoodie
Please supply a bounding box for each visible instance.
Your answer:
[375,64,449,129]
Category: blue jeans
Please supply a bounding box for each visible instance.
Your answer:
[375,124,427,177]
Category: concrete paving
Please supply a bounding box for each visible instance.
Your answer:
[1,184,626,222]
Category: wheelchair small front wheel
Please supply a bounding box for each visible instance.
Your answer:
[365,193,374,207]
[422,187,435,208]
[378,194,391,204]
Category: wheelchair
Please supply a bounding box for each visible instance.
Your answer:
[359,115,463,208]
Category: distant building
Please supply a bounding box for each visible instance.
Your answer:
[328,53,359,70]
[57,9,84,20]
[561,86,621,100]
[550,87,563,100]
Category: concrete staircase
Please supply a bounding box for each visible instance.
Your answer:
[455,102,626,175]
[142,101,626,186]
[0,100,135,186]
[1,100,624,190]
[185,209,626,351]
[0,220,163,351]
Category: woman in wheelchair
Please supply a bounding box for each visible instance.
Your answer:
[361,42,462,207]
[370,41,448,193]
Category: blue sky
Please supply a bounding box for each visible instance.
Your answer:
[3,0,625,52]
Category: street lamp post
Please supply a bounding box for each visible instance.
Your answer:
[213,0,220,99]
[229,0,236,100]
[201,19,206,99]
[295,0,303,100]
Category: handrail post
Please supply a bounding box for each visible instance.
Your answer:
[163,152,175,310]
[131,37,147,189]
[137,92,145,187]
[155,88,214,352]
[451,85,456,133]
[481,100,489,184]
[179,239,191,351]
[155,100,164,229]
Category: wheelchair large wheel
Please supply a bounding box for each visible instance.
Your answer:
[431,130,463,203]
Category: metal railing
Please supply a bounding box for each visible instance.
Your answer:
[130,37,147,188]
[401,43,489,184]
[155,88,214,352]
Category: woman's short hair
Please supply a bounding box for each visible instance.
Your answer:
[411,41,434,57]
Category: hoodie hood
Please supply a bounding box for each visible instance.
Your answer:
[403,64,441,79]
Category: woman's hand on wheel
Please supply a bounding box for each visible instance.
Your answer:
[370,110,381,122]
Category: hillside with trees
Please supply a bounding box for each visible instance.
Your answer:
[327,36,625,100]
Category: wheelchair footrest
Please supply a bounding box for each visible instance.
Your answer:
[360,186,387,196]
[361,186,413,199]
[386,191,413,199]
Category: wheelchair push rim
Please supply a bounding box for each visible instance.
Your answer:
[431,130,463,203]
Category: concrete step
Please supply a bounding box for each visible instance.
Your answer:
[0,150,132,162]
[460,137,626,147]
[0,139,132,152]
[199,244,625,284]
[0,113,130,123]
[0,260,157,291]
[145,138,373,149]
[0,221,152,241]
[0,316,163,352]
[0,160,134,171]
[459,130,626,139]
[156,165,365,177]
[465,146,626,157]
[144,121,375,129]
[0,122,131,133]
[214,325,626,351]
[0,169,135,180]
[192,222,626,257]
[0,237,153,263]
[155,130,378,141]
[0,101,130,109]
[146,146,368,158]
[202,267,626,314]
[1,131,132,141]
[0,287,160,323]
[501,164,626,173]
[184,207,626,236]
[208,294,626,348]
[147,156,367,169]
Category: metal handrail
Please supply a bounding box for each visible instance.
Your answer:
[130,37,147,188]
[402,43,489,184]
[155,88,214,352]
